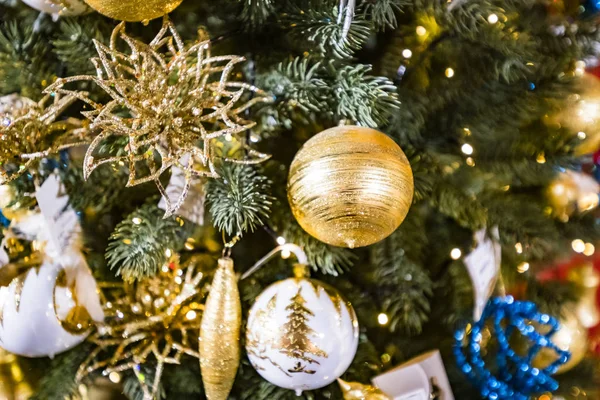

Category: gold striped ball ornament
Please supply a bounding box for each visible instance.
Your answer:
[287,126,414,248]
[83,0,182,21]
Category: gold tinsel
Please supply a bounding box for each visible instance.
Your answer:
[83,0,182,22]
[287,126,414,248]
[338,379,391,400]
[0,93,88,184]
[199,257,241,400]
[46,18,272,217]
[77,255,206,400]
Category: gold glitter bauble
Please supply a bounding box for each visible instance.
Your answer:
[82,0,183,22]
[287,126,414,248]
[568,264,600,328]
[533,307,589,374]
[338,379,391,400]
[200,257,241,400]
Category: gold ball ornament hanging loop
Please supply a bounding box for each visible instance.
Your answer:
[287,126,414,248]
[82,0,183,22]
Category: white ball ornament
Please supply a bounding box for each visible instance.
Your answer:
[246,267,359,395]
[0,261,103,358]
[21,0,90,17]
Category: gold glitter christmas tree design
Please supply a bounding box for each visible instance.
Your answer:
[280,287,328,374]
[46,17,272,217]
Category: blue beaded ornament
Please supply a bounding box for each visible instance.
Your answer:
[454,296,571,400]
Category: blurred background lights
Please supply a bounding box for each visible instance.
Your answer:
[461,143,474,155]
[378,313,389,325]
[572,239,586,253]
[450,248,462,260]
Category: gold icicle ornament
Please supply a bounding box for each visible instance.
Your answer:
[338,379,392,400]
[200,257,241,400]
[46,17,272,217]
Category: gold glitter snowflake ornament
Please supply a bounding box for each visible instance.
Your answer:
[78,256,206,400]
[46,18,272,217]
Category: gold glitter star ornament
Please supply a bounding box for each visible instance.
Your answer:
[47,18,272,217]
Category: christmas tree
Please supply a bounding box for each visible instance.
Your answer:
[279,288,327,372]
[0,0,599,399]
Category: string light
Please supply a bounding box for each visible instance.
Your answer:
[416,26,427,36]
[109,372,121,383]
[402,49,413,58]
[487,14,499,24]
[377,313,389,325]
[276,236,286,245]
[186,310,197,320]
[515,242,523,254]
[281,249,291,259]
[165,248,173,258]
[517,262,530,273]
[450,248,462,260]
[584,243,595,256]
[572,239,586,253]
[536,153,546,164]
[445,68,455,78]
[466,157,475,167]
[578,131,587,139]
[132,217,142,225]
[461,143,474,155]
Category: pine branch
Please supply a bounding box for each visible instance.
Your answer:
[285,4,371,60]
[360,0,409,31]
[330,63,401,127]
[238,0,275,28]
[259,57,400,128]
[206,163,274,236]
[0,21,56,98]
[29,343,94,400]
[106,203,184,282]
[371,235,433,335]
[52,18,110,76]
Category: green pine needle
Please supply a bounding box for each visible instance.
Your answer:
[106,203,183,282]
[206,163,274,236]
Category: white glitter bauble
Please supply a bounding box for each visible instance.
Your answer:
[21,0,90,17]
[0,261,103,358]
[246,276,359,395]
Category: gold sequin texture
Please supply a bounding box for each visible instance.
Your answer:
[46,18,272,217]
[83,0,183,22]
[199,257,241,400]
[287,126,414,248]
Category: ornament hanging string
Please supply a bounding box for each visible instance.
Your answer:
[338,0,356,41]
[240,244,308,280]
